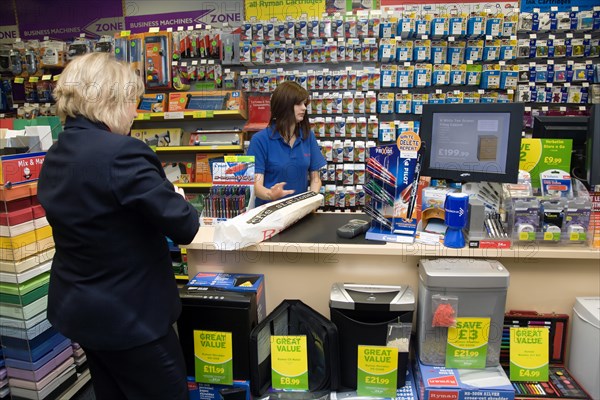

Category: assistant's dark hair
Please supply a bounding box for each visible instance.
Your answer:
[270,81,310,140]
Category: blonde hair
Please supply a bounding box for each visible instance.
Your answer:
[53,52,144,134]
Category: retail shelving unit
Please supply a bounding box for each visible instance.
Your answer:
[0,182,88,400]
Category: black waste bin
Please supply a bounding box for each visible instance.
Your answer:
[329,283,415,390]
[177,286,259,381]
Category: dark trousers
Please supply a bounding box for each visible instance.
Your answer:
[82,327,188,400]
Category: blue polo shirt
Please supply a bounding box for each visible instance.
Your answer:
[248,125,326,206]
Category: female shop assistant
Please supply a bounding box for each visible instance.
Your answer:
[37,53,199,400]
[247,81,326,206]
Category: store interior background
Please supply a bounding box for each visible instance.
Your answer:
[1,0,599,399]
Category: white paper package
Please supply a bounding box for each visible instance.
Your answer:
[212,191,323,250]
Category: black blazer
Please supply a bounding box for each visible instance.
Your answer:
[38,116,199,350]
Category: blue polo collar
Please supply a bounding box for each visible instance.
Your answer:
[266,124,304,147]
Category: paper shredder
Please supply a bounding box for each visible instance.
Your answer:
[177,286,259,381]
[329,283,415,389]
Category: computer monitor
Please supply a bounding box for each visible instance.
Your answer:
[532,115,588,145]
[587,105,600,187]
[420,103,524,183]
[532,115,589,183]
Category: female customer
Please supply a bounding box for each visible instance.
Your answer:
[38,52,199,400]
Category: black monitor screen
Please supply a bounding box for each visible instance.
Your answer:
[532,116,588,147]
[420,103,524,183]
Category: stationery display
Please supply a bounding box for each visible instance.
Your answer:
[500,310,592,399]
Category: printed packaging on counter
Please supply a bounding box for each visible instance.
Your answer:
[212,191,323,250]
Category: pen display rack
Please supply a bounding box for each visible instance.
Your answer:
[363,142,420,243]
[199,156,254,226]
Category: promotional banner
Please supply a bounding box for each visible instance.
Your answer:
[519,0,599,12]
[271,335,309,391]
[194,330,233,385]
[17,0,124,40]
[245,0,325,21]
[326,0,379,13]
[446,317,491,369]
[125,0,244,31]
[357,345,398,398]
[0,1,17,43]
[510,327,549,382]
[381,0,519,15]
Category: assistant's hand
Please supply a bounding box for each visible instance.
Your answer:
[270,182,294,201]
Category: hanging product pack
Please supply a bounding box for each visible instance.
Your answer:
[249,299,340,396]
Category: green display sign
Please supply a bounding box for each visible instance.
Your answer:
[446,317,490,369]
[194,330,233,384]
[510,327,549,382]
[271,336,309,391]
[520,139,573,188]
[357,345,398,398]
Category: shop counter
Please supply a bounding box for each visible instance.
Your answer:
[184,212,600,322]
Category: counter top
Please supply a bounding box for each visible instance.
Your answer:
[184,213,600,260]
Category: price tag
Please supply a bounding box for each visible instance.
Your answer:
[42,75,52,81]
[446,317,490,369]
[120,30,131,37]
[29,77,39,83]
[164,111,184,119]
[193,330,233,385]
[53,74,61,81]
[14,77,24,84]
[519,231,535,241]
[193,111,207,118]
[570,232,585,241]
[271,336,308,391]
[510,327,549,381]
[356,345,397,398]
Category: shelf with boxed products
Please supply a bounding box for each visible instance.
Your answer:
[155,145,243,152]
[173,183,213,189]
[134,109,247,121]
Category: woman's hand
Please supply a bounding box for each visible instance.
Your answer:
[269,182,294,200]
[174,185,186,198]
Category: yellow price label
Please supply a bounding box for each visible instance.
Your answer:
[570,232,584,241]
[519,232,529,241]
[120,30,131,37]
[29,77,39,83]
[14,77,24,84]
[193,111,207,118]
[543,232,558,241]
